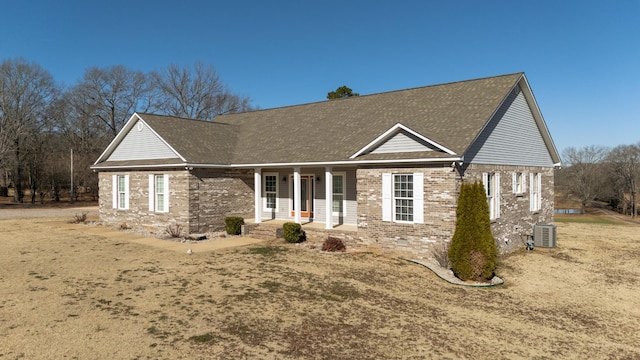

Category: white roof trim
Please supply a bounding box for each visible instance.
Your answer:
[349,123,456,159]
[91,157,463,170]
[92,112,187,165]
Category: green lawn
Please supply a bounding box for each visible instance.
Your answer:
[554,213,628,225]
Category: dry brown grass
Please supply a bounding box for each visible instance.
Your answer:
[0,212,639,359]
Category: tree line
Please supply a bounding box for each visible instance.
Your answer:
[557,144,640,217]
[0,58,253,203]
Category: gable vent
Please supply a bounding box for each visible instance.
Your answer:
[533,224,556,248]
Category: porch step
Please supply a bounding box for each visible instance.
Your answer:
[242,224,282,240]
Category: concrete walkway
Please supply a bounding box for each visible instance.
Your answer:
[54,221,265,253]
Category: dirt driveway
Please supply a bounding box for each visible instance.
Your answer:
[0,204,99,220]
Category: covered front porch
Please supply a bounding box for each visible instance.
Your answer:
[250,166,357,229]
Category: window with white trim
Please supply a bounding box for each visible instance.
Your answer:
[382,172,423,224]
[512,172,526,195]
[394,174,414,222]
[112,174,129,210]
[264,173,278,210]
[332,174,344,215]
[483,172,500,220]
[530,172,541,212]
[149,174,169,213]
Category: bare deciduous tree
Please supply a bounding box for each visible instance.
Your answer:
[607,144,640,217]
[152,63,252,120]
[76,65,154,136]
[560,145,609,212]
[0,58,57,202]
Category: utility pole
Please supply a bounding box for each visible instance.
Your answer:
[70,148,74,204]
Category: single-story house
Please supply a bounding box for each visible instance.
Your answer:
[92,72,560,256]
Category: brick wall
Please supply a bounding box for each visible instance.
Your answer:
[98,170,190,234]
[356,165,460,258]
[188,168,254,233]
[463,164,555,253]
[98,168,255,235]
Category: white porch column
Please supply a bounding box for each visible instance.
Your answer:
[325,167,333,229]
[293,167,301,224]
[254,168,262,223]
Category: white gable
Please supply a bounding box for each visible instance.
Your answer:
[371,131,433,154]
[465,85,554,166]
[350,123,456,158]
[107,119,179,161]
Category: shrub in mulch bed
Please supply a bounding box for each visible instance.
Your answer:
[322,236,346,252]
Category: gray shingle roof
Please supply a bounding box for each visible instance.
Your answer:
[94,73,526,168]
[221,72,523,164]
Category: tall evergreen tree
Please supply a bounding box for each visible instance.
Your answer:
[448,181,498,281]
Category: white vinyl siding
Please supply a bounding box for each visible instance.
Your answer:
[483,172,500,220]
[465,86,554,167]
[382,172,424,224]
[108,120,178,161]
[530,172,542,211]
[148,174,169,212]
[371,131,432,154]
[113,174,129,210]
[512,172,526,194]
[263,173,278,211]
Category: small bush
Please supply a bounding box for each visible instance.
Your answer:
[165,223,183,238]
[119,222,131,230]
[322,236,346,252]
[225,216,244,235]
[70,212,88,224]
[283,222,305,243]
[432,241,451,269]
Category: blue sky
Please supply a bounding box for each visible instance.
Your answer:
[1,0,638,155]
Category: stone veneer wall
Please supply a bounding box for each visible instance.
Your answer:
[98,170,191,234]
[463,164,555,253]
[98,168,255,234]
[188,168,254,233]
[356,165,460,258]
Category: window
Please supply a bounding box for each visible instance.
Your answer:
[483,172,500,219]
[264,174,277,210]
[394,174,414,222]
[512,172,526,194]
[149,174,169,213]
[382,172,423,224]
[332,174,344,214]
[112,174,129,210]
[530,172,541,211]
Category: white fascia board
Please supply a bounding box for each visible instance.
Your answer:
[91,157,464,170]
[229,157,462,168]
[349,123,456,159]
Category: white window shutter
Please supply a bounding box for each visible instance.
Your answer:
[164,174,170,212]
[482,173,488,195]
[537,173,542,211]
[112,175,117,209]
[124,175,129,210]
[382,173,392,222]
[149,174,154,211]
[522,173,527,193]
[413,172,424,224]
[529,173,534,211]
[495,172,501,218]
[512,172,517,194]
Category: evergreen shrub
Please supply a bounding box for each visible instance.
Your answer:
[225,216,244,235]
[283,222,305,243]
[448,181,498,281]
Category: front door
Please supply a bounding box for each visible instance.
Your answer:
[291,175,314,218]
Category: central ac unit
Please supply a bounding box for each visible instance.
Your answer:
[533,224,557,248]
